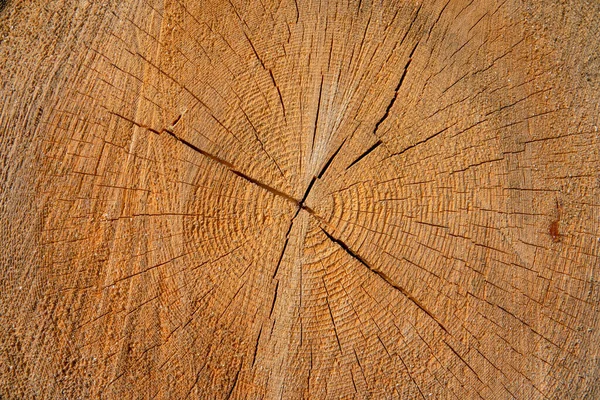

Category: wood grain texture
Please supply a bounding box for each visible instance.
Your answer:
[1,0,599,398]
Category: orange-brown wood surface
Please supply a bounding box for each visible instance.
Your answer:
[1,0,599,398]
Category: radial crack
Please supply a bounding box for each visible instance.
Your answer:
[291,138,347,219]
[230,170,298,206]
[251,326,263,368]
[326,296,343,353]
[243,30,267,69]
[346,140,382,170]
[272,237,289,280]
[272,216,296,280]
[166,133,292,205]
[269,69,287,119]
[224,360,243,400]
[163,129,236,169]
[317,137,347,178]
[111,109,301,208]
[108,111,161,135]
[312,75,324,152]
[444,340,482,382]
[242,30,287,119]
[373,43,419,137]
[269,281,279,317]
[386,122,457,160]
[321,228,448,333]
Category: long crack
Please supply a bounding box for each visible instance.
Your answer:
[320,228,449,334]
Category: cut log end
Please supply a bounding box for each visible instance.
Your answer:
[1,0,599,399]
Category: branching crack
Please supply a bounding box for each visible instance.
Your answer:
[289,138,347,222]
[321,228,448,333]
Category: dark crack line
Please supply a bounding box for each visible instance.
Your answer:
[372,43,419,137]
[272,186,315,280]
[163,129,236,169]
[272,217,295,280]
[312,75,324,152]
[239,111,285,178]
[209,27,286,176]
[166,128,296,203]
[444,340,483,383]
[164,129,294,205]
[251,325,263,368]
[269,69,287,119]
[170,113,183,128]
[183,369,203,399]
[108,111,161,135]
[243,30,267,69]
[326,296,343,353]
[353,348,367,384]
[227,0,251,31]
[427,0,451,41]
[321,228,448,334]
[110,111,301,209]
[298,177,316,208]
[269,281,279,318]
[267,133,344,283]
[107,110,233,170]
[229,170,298,206]
[224,360,243,400]
[290,138,348,221]
[292,0,299,23]
[386,122,457,160]
[398,353,427,400]
[346,140,382,170]
[242,30,287,119]
[395,4,422,44]
[272,236,290,280]
[317,137,347,179]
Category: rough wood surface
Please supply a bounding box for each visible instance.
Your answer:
[1,0,599,398]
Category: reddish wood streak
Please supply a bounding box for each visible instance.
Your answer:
[549,220,560,242]
[550,199,562,242]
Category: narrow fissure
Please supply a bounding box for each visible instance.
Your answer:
[372,42,419,137]
[321,228,448,333]
[312,75,324,152]
[346,140,382,170]
[386,122,457,160]
[318,137,347,178]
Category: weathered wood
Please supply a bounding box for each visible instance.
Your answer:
[1,0,599,398]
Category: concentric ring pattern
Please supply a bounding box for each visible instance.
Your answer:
[0,0,599,398]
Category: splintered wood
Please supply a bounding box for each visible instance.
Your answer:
[1,0,599,398]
